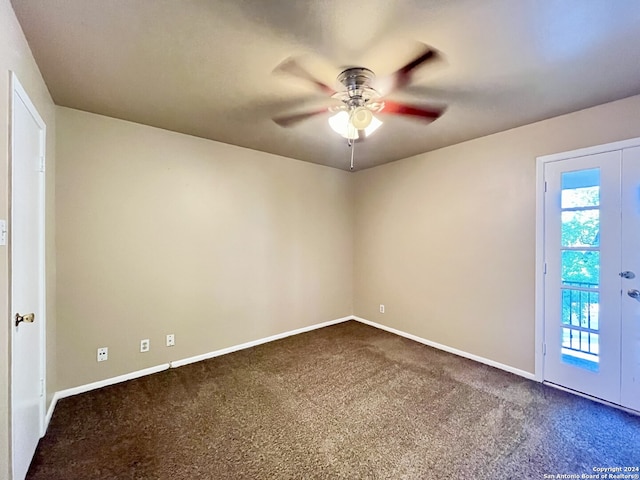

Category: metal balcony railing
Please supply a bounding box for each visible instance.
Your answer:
[561,281,599,358]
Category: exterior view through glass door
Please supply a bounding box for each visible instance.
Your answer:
[543,147,640,412]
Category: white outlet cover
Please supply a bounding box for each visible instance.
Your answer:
[380,304,385,313]
[166,334,175,347]
[97,347,108,362]
[140,339,150,352]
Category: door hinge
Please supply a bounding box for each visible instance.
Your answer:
[544,262,547,274]
[39,156,45,173]
[0,220,6,246]
[40,378,44,397]
[544,181,547,193]
[542,343,546,356]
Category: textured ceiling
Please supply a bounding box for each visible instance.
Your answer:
[11,0,640,171]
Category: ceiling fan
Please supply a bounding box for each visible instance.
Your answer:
[272,43,446,169]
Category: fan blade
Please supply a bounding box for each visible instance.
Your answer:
[381,101,444,121]
[390,45,439,91]
[273,108,329,127]
[274,58,336,95]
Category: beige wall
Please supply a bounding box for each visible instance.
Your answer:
[55,107,353,390]
[354,94,640,374]
[0,1,56,478]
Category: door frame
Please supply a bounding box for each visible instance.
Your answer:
[535,136,640,384]
[10,71,47,468]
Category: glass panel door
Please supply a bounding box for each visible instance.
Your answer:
[543,151,621,405]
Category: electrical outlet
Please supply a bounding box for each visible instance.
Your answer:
[140,339,150,352]
[379,304,385,314]
[97,347,108,362]
[166,334,175,347]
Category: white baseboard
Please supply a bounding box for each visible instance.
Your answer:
[45,316,353,431]
[170,316,352,368]
[45,395,58,433]
[44,364,170,433]
[352,316,536,381]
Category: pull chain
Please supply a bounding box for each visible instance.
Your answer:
[350,138,355,170]
[348,108,356,171]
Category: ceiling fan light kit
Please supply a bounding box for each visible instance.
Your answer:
[328,110,382,140]
[350,106,374,130]
[328,111,358,140]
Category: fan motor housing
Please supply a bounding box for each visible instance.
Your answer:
[335,67,381,109]
[337,67,375,91]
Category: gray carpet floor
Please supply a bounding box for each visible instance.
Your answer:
[28,321,640,479]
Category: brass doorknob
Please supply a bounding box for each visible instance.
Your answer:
[15,313,35,327]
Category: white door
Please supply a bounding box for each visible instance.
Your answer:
[620,146,640,412]
[543,147,640,411]
[11,73,46,480]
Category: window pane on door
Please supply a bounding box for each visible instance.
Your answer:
[561,289,599,329]
[561,250,600,287]
[561,210,599,247]
[561,168,600,208]
[561,327,599,372]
